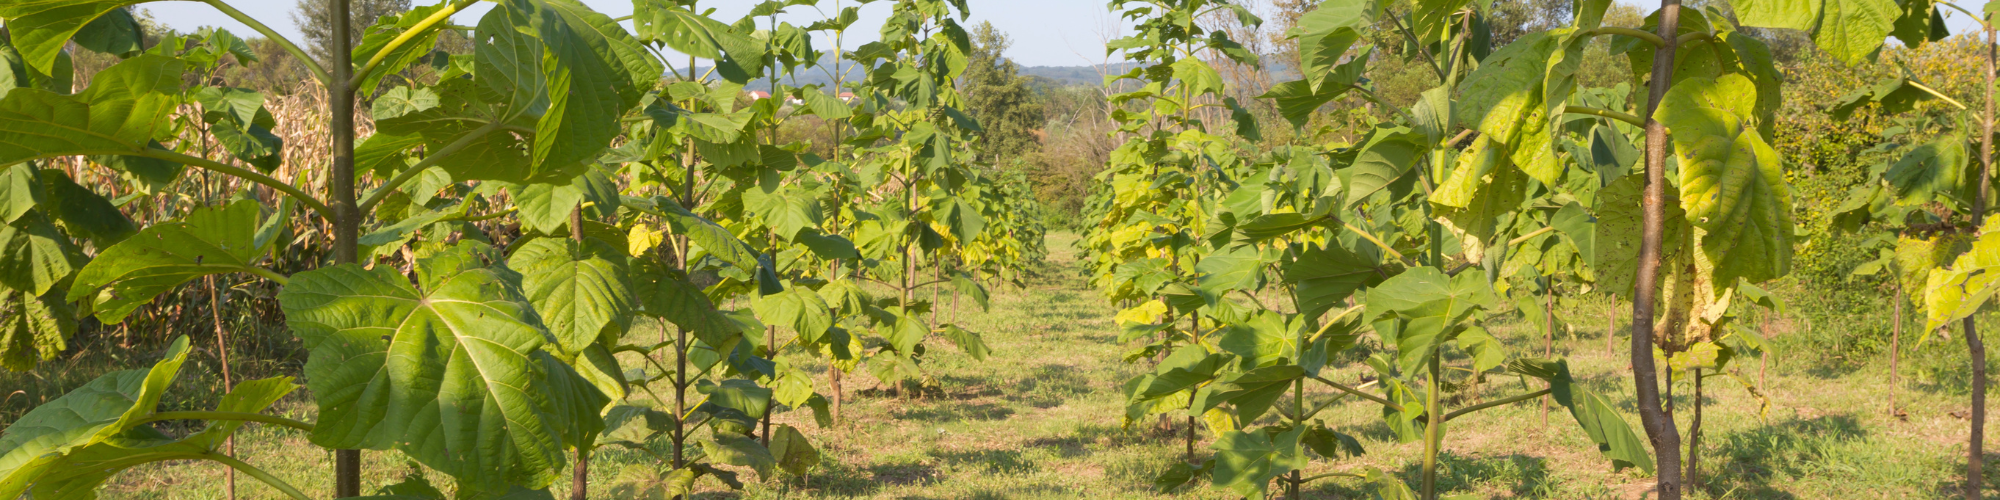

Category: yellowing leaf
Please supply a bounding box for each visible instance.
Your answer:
[627,224,665,257]
[1657,75,1793,290]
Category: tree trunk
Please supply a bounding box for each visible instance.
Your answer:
[328,0,363,494]
[1966,24,1996,500]
[1633,3,1686,497]
[1892,284,1902,416]
[1605,307,1616,358]
[1543,280,1554,427]
[208,276,235,500]
[568,206,590,500]
[1689,368,1703,492]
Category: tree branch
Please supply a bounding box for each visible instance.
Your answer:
[1442,388,1551,422]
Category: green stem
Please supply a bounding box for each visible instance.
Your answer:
[1939,2,1993,30]
[1421,351,1442,500]
[357,120,504,214]
[1905,79,1969,110]
[247,267,291,286]
[1587,26,1667,48]
[1385,10,1447,83]
[1508,226,1556,247]
[1677,31,1713,46]
[1310,376,1398,411]
[351,0,480,89]
[127,148,335,218]
[135,411,316,433]
[1296,471,1365,483]
[205,453,312,500]
[446,206,520,223]
[1343,83,1420,126]
[202,0,330,85]
[1564,105,1647,128]
[1443,388,1552,422]
[1342,222,1407,262]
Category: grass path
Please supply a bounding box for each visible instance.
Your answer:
[93,231,1991,498]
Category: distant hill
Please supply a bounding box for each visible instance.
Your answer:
[1018,63,1141,86]
[693,59,1289,90]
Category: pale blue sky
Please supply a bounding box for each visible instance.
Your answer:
[140,0,1992,69]
[141,0,1129,68]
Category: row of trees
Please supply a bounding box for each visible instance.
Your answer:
[1082,0,1999,498]
[0,0,1044,498]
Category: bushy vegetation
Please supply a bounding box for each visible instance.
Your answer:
[1,0,1998,499]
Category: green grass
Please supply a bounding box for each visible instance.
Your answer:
[12,231,1994,498]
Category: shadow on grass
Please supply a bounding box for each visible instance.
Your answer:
[893,401,1017,422]
[1005,364,1090,408]
[767,457,940,497]
[1295,452,1566,499]
[928,448,1035,474]
[1702,415,1866,499]
[1020,423,1157,458]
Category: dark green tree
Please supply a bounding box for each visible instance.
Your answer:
[961,21,1044,166]
[289,0,409,63]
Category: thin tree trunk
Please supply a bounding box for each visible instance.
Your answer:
[1187,313,1199,462]
[1966,23,1996,500]
[328,0,363,494]
[1689,368,1703,492]
[1633,3,1686,497]
[1543,280,1554,427]
[1892,284,1902,416]
[762,324,775,445]
[568,206,590,500]
[207,276,235,500]
[1605,307,1616,358]
[830,362,843,423]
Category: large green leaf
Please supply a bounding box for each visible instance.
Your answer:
[1208,425,1307,498]
[631,259,742,350]
[38,168,135,248]
[627,196,760,271]
[0,211,79,296]
[0,0,149,73]
[498,0,651,176]
[1194,244,1265,299]
[1592,174,1686,300]
[768,424,820,476]
[1432,136,1530,246]
[0,55,180,165]
[0,336,188,498]
[1657,75,1793,289]
[1728,0,1898,66]
[1218,311,1298,370]
[510,237,635,354]
[752,286,832,341]
[1883,135,1971,206]
[1510,358,1654,473]
[1283,239,1390,320]
[632,1,766,83]
[1344,126,1423,207]
[1458,31,1562,185]
[0,164,40,224]
[1923,221,2000,334]
[11,375,302,498]
[744,182,823,240]
[69,200,270,324]
[1298,27,1361,92]
[192,86,282,172]
[278,241,603,491]
[1366,266,1497,376]
[1,288,72,371]
[1258,45,1371,128]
